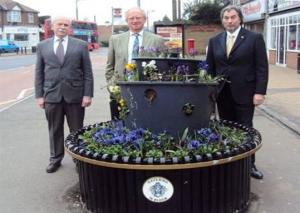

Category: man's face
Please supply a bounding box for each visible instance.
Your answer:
[52,18,70,38]
[222,9,241,33]
[126,11,146,33]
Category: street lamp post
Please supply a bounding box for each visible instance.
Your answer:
[75,0,86,20]
[76,0,79,20]
[146,10,155,31]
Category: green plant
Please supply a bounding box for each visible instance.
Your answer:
[78,120,250,161]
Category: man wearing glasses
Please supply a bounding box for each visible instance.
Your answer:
[105,7,165,83]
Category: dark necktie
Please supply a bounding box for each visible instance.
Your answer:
[56,39,64,64]
[132,34,139,59]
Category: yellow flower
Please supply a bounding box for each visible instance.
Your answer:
[125,63,136,72]
[108,85,120,94]
[119,99,126,107]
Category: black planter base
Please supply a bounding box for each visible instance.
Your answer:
[77,156,251,213]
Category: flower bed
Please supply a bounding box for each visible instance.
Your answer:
[65,119,261,164]
[65,120,261,213]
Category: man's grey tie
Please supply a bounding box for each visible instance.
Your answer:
[132,34,139,59]
[56,39,64,64]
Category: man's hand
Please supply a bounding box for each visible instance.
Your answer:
[253,94,265,106]
[36,97,45,109]
[82,96,92,107]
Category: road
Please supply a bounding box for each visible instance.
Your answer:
[0,54,36,71]
[0,49,107,112]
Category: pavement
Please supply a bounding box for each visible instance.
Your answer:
[0,50,300,213]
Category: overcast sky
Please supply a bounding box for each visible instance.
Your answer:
[17,0,189,25]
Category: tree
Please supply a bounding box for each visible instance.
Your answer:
[183,1,223,24]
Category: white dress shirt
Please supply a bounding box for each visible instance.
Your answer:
[226,26,241,44]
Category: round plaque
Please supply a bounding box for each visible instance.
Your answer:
[142,176,174,203]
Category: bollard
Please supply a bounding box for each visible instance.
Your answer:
[187,39,196,56]
[298,53,300,74]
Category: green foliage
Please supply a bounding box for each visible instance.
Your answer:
[183,2,223,24]
[166,148,190,158]
[79,120,249,161]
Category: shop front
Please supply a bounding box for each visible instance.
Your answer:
[241,0,267,34]
[3,26,40,50]
[268,1,300,69]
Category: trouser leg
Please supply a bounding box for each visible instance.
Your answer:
[217,84,256,163]
[64,102,85,133]
[45,102,65,164]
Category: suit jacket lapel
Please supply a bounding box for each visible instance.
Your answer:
[47,38,62,65]
[63,37,75,65]
[230,28,246,55]
[142,31,149,47]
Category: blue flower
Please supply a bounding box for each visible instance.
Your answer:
[208,133,219,143]
[187,140,201,150]
[196,128,212,137]
[112,134,126,145]
[198,61,209,71]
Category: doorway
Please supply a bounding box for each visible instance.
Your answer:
[277,25,286,65]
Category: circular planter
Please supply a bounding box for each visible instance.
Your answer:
[65,120,262,213]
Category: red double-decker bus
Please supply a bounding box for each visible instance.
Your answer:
[43,19,100,51]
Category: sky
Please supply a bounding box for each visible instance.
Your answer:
[17,0,189,25]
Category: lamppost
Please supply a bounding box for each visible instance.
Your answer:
[76,0,79,20]
[146,10,155,31]
[75,0,86,20]
[137,0,141,7]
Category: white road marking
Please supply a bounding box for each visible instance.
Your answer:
[16,87,34,100]
[0,94,34,112]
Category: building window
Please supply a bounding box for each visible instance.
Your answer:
[297,25,300,50]
[28,13,34,23]
[288,25,296,50]
[287,14,300,51]
[270,27,277,49]
[271,14,300,52]
[14,34,29,41]
[7,10,21,22]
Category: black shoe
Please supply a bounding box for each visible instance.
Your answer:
[251,164,263,179]
[46,162,61,173]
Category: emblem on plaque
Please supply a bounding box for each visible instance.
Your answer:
[142,176,174,203]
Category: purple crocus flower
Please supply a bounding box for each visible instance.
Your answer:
[187,140,201,150]
[196,128,212,137]
[198,61,209,71]
[208,133,219,143]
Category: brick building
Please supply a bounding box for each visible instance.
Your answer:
[232,0,300,70]
[0,0,39,49]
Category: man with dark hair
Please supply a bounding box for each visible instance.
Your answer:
[206,5,268,179]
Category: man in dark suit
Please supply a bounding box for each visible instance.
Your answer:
[35,17,94,173]
[206,6,268,179]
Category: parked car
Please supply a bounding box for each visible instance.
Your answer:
[0,40,19,53]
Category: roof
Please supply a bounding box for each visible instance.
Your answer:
[0,0,39,13]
